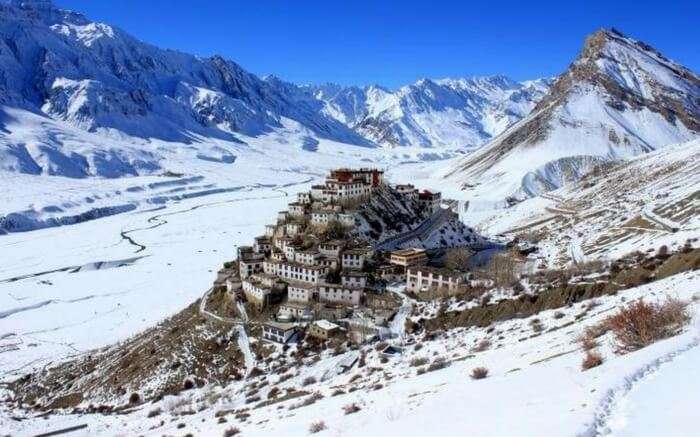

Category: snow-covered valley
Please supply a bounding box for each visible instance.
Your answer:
[1,1,699,436]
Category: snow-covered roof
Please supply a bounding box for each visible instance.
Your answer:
[313,320,340,331]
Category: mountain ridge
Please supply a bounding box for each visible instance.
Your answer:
[446,28,699,201]
[305,75,552,149]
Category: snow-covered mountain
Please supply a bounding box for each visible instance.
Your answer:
[446,28,700,200]
[306,76,551,149]
[0,0,552,179]
[0,0,374,177]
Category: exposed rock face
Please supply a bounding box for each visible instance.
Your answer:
[447,28,700,201]
[537,29,700,131]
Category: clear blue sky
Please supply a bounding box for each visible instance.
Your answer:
[56,0,699,89]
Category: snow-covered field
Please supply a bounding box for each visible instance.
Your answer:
[4,265,698,436]
[0,124,467,377]
[2,133,698,436]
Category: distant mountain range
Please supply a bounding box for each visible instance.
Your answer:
[0,0,551,177]
[305,76,551,150]
[0,0,697,195]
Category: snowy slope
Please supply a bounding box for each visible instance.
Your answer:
[306,76,551,149]
[446,28,700,201]
[470,138,700,267]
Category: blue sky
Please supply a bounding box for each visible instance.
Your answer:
[56,0,699,89]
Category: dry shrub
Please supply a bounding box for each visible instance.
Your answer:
[309,421,327,434]
[578,327,600,351]
[485,251,519,287]
[245,395,260,404]
[530,318,544,332]
[223,427,241,437]
[605,298,690,353]
[343,403,361,415]
[445,247,472,270]
[472,339,491,352]
[248,367,264,378]
[426,357,449,372]
[410,357,429,367]
[470,367,489,380]
[302,376,317,386]
[581,350,603,370]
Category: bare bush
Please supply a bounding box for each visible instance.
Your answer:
[309,421,327,434]
[485,251,519,287]
[470,367,489,380]
[426,357,449,372]
[343,403,362,415]
[605,298,690,353]
[410,357,429,367]
[472,339,491,352]
[445,248,471,270]
[223,427,241,436]
[530,318,544,333]
[302,376,317,386]
[578,327,600,351]
[581,350,603,370]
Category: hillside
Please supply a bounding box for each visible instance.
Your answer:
[446,29,700,201]
[353,184,484,249]
[473,138,700,267]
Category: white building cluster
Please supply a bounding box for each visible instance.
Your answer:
[230,168,383,311]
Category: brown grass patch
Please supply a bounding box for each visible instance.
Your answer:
[581,350,604,370]
[470,367,489,380]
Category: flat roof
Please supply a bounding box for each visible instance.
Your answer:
[264,321,297,331]
[313,320,340,330]
[279,302,311,310]
[342,271,368,277]
[265,259,327,270]
[391,248,426,256]
[407,265,465,277]
[284,279,316,289]
[343,247,372,255]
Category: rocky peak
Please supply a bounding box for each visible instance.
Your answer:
[534,28,699,132]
